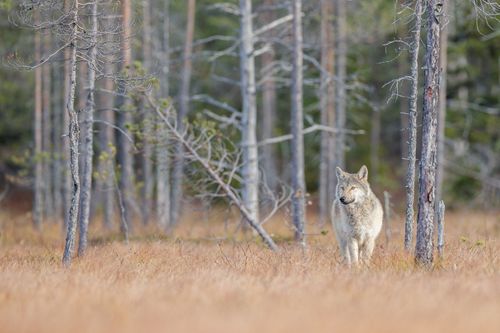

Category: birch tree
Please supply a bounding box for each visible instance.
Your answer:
[319,0,335,225]
[170,0,196,227]
[404,0,423,251]
[62,0,81,266]
[77,0,98,256]
[415,0,444,266]
[239,0,259,226]
[42,32,53,217]
[290,0,306,245]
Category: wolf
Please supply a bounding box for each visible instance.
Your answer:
[332,165,383,266]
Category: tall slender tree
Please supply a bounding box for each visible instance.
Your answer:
[319,0,335,225]
[404,0,423,251]
[156,0,171,228]
[62,0,81,266]
[334,0,347,170]
[435,1,448,208]
[260,0,278,192]
[140,0,153,225]
[291,0,306,245]
[170,0,196,227]
[116,0,134,231]
[415,0,444,266]
[42,32,53,218]
[33,11,43,229]
[239,0,260,226]
[78,0,98,256]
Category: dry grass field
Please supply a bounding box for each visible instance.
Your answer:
[0,208,499,333]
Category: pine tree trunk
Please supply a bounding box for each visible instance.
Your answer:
[291,0,306,245]
[260,0,278,192]
[116,0,134,233]
[404,0,423,251]
[140,0,153,225]
[170,0,196,228]
[42,32,53,218]
[156,0,171,228]
[370,108,381,179]
[415,0,444,266]
[62,1,81,266]
[239,0,260,226]
[335,0,347,170]
[78,0,98,256]
[319,0,335,225]
[33,12,43,229]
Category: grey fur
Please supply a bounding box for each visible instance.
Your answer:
[332,165,383,266]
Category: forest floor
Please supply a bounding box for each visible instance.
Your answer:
[0,208,499,333]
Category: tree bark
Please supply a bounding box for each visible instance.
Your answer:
[170,0,196,227]
[140,0,153,225]
[33,11,43,229]
[334,0,347,170]
[62,0,80,266]
[319,0,335,225]
[78,0,98,256]
[259,0,278,192]
[415,0,443,266]
[156,0,171,228]
[291,0,306,245]
[116,0,134,233]
[239,0,260,226]
[52,51,63,221]
[404,0,423,251]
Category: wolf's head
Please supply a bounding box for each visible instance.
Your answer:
[335,165,370,206]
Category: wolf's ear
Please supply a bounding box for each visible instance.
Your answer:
[336,166,345,179]
[357,165,368,181]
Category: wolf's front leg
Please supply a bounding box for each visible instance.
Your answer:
[359,238,375,265]
[346,239,359,266]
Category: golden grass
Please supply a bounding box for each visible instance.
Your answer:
[0,209,499,333]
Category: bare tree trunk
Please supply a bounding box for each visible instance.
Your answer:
[116,0,134,232]
[291,0,306,245]
[78,0,98,256]
[52,55,63,221]
[334,0,347,170]
[319,0,335,225]
[33,12,43,229]
[156,0,171,228]
[62,1,80,266]
[415,0,443,267]
[170,0,196,227]
[435,2,448,207]
[239,0,260,226]
[62,0,72,229]
[399,52,409,168]
[404,0,423,251]
[260,0,278,192]
[42,32,53,218]
[140,0,153,225]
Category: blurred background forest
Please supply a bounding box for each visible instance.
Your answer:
[0,0,498,220]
